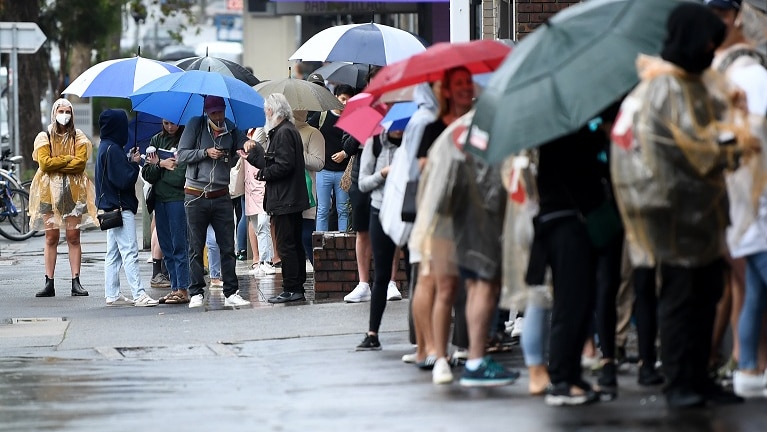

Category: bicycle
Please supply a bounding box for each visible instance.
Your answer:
[0,179,32,241]
[0,149,34,241]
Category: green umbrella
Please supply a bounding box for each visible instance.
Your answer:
[467,0,683,162]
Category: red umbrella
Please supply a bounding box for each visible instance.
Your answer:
[364,39,511,97]
[336,92,390,144]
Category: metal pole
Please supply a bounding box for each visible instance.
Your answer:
[449,0,471,42]
[10,24,20,157]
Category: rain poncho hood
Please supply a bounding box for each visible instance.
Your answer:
[29,98,98,230]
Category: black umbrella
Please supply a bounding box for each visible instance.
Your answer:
[175,56,260,86]
[311,62,368,89]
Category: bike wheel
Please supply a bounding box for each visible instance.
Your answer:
[0,188,34,241]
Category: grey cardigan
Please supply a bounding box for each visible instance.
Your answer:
[358,133,398,209]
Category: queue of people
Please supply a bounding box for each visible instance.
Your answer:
[24,0,767,411]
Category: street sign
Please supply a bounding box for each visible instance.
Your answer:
[0,22,47,54]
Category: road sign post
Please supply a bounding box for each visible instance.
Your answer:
[0,22,47,159]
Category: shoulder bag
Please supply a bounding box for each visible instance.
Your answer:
[96,144,123,230]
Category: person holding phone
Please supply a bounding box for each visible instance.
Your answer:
[176,96,257,309]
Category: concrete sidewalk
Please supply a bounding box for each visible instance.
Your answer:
[0,224,765,432]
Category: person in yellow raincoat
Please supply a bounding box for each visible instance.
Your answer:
[29,98,98,298]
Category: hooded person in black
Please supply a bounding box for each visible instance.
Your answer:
[661,3,727,75]
[95,109,158,307]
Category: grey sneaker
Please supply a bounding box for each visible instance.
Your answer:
[150,273,171,288]
[133,292,159,307]
[106,294,134,307]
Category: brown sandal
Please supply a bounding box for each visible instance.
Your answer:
[163,291,190,304]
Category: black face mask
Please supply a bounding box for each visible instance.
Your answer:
[660,3,726,74]
[387,134,403,146]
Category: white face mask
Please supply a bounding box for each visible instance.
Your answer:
[55,113,72,126]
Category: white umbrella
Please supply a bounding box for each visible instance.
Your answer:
[62,56,182,98]
[289,23,426,66]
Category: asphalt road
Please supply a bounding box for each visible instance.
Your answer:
[0,222,766,432]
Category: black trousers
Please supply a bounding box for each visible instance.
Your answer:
[546,218,597,386]
[273,212,307,293]
[658,259,724,394]
[185,194,238,298]
[595,234,624,360]
[369,207,396,333]
[633,266,659,368]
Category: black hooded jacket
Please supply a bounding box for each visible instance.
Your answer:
[95,109,140,213]
[246,119,310,216]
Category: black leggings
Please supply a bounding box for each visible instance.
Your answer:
[368,207,396,333]
[595,234,624,360]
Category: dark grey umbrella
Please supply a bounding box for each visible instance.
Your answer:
[311,62,368,88]
[467,0,682,161]
[175,56,260,86]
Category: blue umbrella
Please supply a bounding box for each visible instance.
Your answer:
[129,70,266,128]
[125,112,163,154]
[381,102,417,131]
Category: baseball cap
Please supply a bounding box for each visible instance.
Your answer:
[307,73,325,84]
[203,95,226,114]
[705,0,742,10]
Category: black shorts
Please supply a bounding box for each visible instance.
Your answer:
[349,188,371,233]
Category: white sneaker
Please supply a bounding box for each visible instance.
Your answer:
[344,282,371,303]
[210,278,223,287]
[133,292,159,307]
[225,291,251,308]
[511,316,524,338]
[733,371,767,398]
[260,262,277,275]
[249,263,265,276]
[387,281,402,301]
[189,294,204,308]
[106,294,134,307]
[402,352,418,364]
[433,357,454,385]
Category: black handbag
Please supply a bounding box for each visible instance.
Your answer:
[96,144,123,231]
[97,209,123,231]
[145,186,156,214]
[401,180,418,222]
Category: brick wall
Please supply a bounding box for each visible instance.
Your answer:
[312,232,409,300]
[516,0,581,39]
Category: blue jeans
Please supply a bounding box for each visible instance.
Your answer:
[316,169,349,232]
[236,195,247,252]
[521,302,551,366]
[104,210,146,301]
[186,194,237,297]
[249,214,273,263]
[206,224,220,279]
[155,201,189,290]
[303,218,315,264]
[739,252,767,370]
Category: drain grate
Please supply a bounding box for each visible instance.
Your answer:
[96,344,240,360]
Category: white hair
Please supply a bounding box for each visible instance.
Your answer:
[264,93,294,124]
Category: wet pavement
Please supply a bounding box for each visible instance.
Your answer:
[1,222,766,431]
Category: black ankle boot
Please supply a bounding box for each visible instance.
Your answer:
[36,276,55,297]
[71,276,89,296]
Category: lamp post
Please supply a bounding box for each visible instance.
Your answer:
[130,1,147,52]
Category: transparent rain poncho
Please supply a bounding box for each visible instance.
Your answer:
[29,116,99,230]
[411,111,506,281]
[611,55,755,268]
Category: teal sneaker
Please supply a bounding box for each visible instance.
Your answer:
[459,356,519,387]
